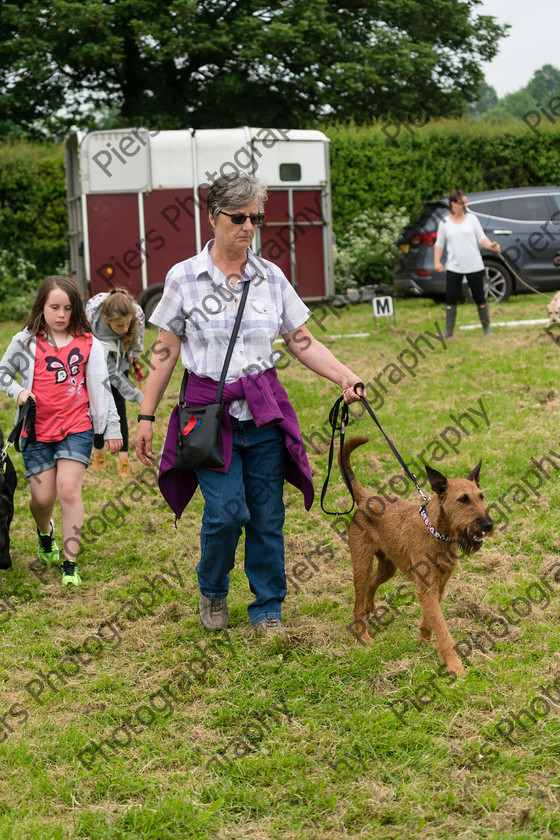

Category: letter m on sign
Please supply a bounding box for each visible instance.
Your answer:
[373,296,394,317]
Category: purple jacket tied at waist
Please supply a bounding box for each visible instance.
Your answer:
[158,366,314,519]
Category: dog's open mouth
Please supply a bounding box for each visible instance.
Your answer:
[459,530,487,554]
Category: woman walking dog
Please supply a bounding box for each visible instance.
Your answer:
[135,172,364,636]
[434,189,501,338]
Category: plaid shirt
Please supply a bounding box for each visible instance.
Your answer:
[150,241,310,419]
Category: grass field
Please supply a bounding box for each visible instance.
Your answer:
[1,293,560,839]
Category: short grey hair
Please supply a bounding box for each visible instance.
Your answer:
[207,172,268,217]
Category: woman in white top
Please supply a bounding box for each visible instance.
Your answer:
[434,189,501,337]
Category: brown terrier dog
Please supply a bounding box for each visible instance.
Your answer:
[340,437,493,676]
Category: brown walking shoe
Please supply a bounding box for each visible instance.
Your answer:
[253,618,288,637]
[199,594,229,631]
[92,452,106,469]
[117,459,132,478]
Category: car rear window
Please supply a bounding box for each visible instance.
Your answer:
[418,202,448,227]
[469,199,501,217]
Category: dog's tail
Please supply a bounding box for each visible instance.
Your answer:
[338,436,370,505]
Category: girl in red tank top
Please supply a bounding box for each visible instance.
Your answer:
[0,276,122,586]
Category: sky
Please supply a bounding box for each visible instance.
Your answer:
[474,0,559,97]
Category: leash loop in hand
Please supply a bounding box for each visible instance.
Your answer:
[13,397,36,452]
[320,386,430,516]
[320,395,356,516]
[1,397,36,468]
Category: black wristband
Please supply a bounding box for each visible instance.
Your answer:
[137,414,156,422]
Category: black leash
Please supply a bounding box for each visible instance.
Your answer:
[319,394,356,516]
[320,384,429,517]
[0,397,36,470]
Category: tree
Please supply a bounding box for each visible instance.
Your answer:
[468,81,498,116]
[526,64,560,105]
[0,0,508,136]
[498,89,539,120]
[475,63,560,124]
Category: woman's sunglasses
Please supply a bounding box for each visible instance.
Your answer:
[219,210,265,226]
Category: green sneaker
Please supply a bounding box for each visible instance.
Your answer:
[61,560,82,586]
[37,520,59,566]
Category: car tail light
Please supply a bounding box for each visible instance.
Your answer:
[409,231,437,246]
[412,270,432,277]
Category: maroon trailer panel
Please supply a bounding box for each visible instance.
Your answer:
[295,226,325,298]
[293,190,324,224]
[293,190,325,299]
[143,189,197,284]
[259,191,292,283]
[87,194,142,296]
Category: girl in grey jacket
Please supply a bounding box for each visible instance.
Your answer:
[86,288,145,477]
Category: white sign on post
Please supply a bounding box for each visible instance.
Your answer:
[373,295,394,318]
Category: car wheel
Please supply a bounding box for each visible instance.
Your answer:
[462,259,512,304]
[143,290,163,321]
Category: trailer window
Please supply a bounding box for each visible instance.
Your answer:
[279,163,301,182]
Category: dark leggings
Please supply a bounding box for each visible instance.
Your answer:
[94,386,128,452]
[446,269,486,306]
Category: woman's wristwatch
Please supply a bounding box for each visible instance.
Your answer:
[137,414,156,422]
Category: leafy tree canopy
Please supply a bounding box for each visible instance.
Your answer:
[526,64,560,104]
[468,80,498,116]
[0,0,507,136]
[473,63,560,122]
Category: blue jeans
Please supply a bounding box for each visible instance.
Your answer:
[22,429,94,477]
[195,417,286,625]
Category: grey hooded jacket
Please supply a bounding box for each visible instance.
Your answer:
[89,304,145,404]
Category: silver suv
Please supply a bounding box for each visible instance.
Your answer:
[393,187,560,302]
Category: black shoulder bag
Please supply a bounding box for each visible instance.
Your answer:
[175,278,250,470]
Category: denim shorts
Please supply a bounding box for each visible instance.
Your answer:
[22,429,94,477]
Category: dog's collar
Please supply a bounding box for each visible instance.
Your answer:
[419,504,451,542]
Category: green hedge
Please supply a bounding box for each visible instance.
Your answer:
[1,121,559,276]
[324,119,560,235]
[0,142,66,280]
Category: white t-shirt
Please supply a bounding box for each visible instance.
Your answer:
[435,212,486,273]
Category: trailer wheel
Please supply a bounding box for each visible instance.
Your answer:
[143,291,163,322]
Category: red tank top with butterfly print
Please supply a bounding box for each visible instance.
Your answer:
[25,334,94,441]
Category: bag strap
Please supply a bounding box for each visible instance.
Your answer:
[215,278,251,401]
[179,278,251,405]
[179,368,189,404]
